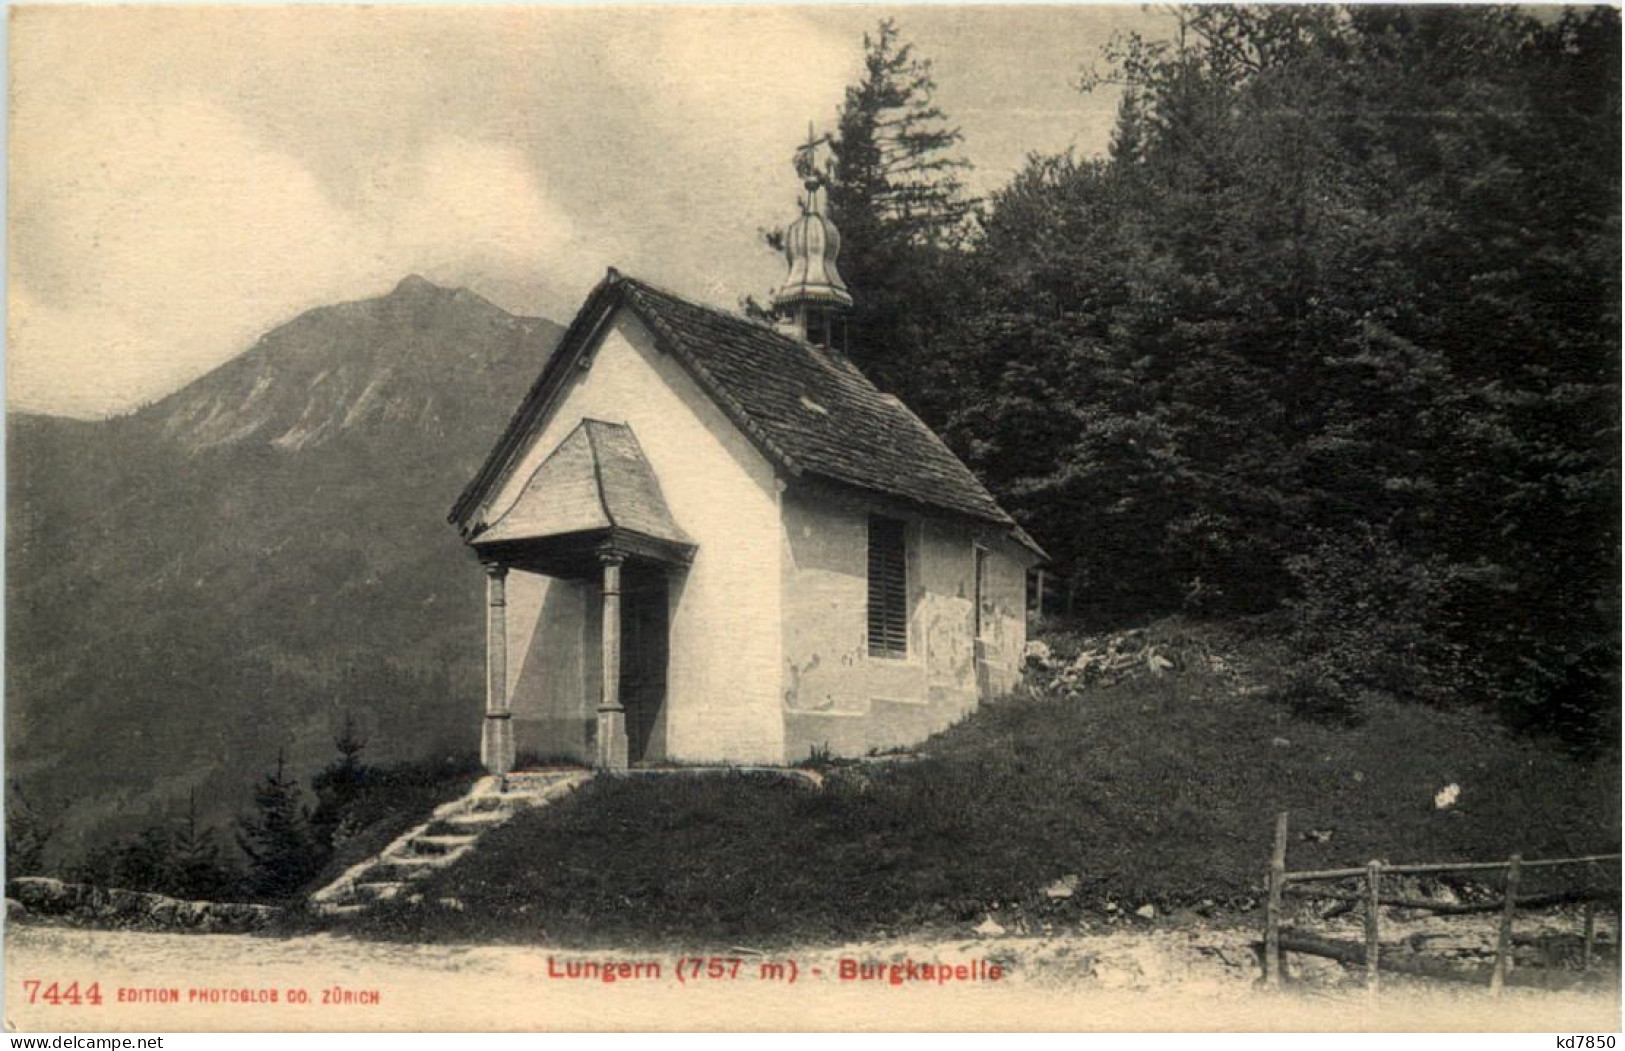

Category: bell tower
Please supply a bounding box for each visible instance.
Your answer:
[772,126,852,351]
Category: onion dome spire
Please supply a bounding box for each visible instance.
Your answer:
[773,125,851,349]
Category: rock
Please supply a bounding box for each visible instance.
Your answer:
[1272,737,1292,748]
[7,898,27,921]
[9,877,68,910]
[1407,933,1492,956]
[147,898,181,927]
[974,916,1006,937]
[1286,952,1350,985]
[1434,783,1461,809]
[1427,882,1460,906]
[1044,875,1080,900]
[4,877,273,932]
[1135,904,1157,919]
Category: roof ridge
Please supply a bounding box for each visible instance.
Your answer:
[615,274,802,348]
[616,280,805,477]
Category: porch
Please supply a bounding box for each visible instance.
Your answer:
[467,420,695,774]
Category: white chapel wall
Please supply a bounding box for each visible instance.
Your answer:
[778,488,1030,760]
[485,309,786,764]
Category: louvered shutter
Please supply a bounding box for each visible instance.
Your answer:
[867,516,908,658]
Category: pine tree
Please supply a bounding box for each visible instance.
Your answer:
[171,789,234,900]
[827,19,975,249]
[311,713,369,850]
[816,19,977,413]
[236,749,322,901]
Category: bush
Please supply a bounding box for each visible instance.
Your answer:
[1279,526,1467,722]
[5,780,57,879]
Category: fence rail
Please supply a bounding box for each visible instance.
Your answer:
[1261,811,1620,996]
[1284,853,1622,882]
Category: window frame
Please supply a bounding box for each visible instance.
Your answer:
[866,514,909,659]
[973,541,989,641]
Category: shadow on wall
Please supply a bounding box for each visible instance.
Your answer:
[512,578,592,764]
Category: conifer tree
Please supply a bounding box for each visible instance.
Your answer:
[812,20,977,415]
[171,789,234,900]
[236,749,322,901]
[311,713,369,849]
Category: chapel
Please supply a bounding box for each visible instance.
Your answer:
[450,164,1044,772]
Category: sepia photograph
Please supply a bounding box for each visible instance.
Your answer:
[4,1,1620,1035]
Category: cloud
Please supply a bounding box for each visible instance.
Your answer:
[10,95,365,414]
[8,91,602,416]
[6,7,824,416]
[578,8,859,306]
[7,6,1152,417]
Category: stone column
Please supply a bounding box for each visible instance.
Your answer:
[595,553,629,772]
[480,563,515,776]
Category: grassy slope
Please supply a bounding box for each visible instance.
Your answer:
[356,621,1620,948]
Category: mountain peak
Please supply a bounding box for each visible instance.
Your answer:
[139,277,563,455]
[392,274,442,297]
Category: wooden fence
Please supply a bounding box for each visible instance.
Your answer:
[1262,812,1620,996]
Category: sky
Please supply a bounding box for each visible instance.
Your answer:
[8,4,1169,419]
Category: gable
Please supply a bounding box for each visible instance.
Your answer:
[452,269,1045,561]
[469,304,777,538]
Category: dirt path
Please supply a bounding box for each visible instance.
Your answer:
[6,923,1618,1032]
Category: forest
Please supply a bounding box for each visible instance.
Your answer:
[811,6,1619,748]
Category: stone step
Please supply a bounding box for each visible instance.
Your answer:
[406,834,477,856]
[384,850,461,868]
[363,864,437,884]
[444,810,512,830]
[504,772,579,791]
[353,881,406,902]
[306,769,593,911]
[365,855,459,883]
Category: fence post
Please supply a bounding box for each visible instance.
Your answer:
[1265,812,1288,987]
[1489,854,1523,997]
[1582,898,1596,973]
[1364,860,1382,998]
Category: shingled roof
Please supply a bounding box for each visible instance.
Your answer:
[475,419,693,549]
[452,269,1042,557]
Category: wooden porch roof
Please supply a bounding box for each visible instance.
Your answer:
[472,420,694,560]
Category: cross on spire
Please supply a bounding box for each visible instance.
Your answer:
[794,122,832,202]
